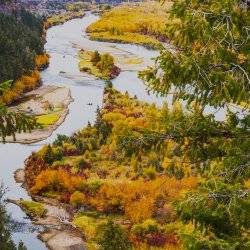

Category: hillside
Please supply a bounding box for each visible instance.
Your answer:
[0,8,48,105]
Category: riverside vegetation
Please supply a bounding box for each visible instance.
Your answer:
[0,8,49,105]
[0,8,49,141]
[86,2,171,49]
[79,50,121,80]
[0,6,74,143]
[24,84,200,250]
[45,11,85,28]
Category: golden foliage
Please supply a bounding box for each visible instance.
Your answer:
[31,169,85,195]
[90,177,198,223]
[0,70,40,105]
[87,2,171,49]
[35,53,50,69]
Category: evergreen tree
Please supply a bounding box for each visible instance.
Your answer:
[0,185,27,250]
[0,104,38,142]
[139,1,250,248]
[44,145,54,164]
[140,0,249,107]
[97,221,132,250]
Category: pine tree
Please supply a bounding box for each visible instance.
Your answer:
[97,221,132,250]
[0,105,38,142]
[139,1,250,248]
[140,0,249,107]
[0,185,27,250]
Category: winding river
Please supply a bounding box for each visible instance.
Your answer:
[0,12,237,249]
[0,13,163,249]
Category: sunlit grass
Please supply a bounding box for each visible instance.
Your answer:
[36,113,60,127]
[123,57,144,65]
[20,200,47,218]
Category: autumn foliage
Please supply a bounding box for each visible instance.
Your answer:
[24,86,202,249]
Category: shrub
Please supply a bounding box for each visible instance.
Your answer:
[42,145,63,164]
[31,169,85,195]
[90,50,101,65]
[131,219,159,237]
[86,179,103,195]
[146,233,169,247]
[70,191,85,207]
[144,167,156,180]
[20,200,47,218]
[35,53,49,69]
[97,221,132,250]
[96,53,114,73]
[73,215,97,239]
[76,158,91,170]
[53,134,69,147]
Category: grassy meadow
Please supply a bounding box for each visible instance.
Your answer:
[87,2,172,49]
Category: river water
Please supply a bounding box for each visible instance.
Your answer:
[0,13,164,249]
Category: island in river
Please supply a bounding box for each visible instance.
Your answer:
[4,86,72,144]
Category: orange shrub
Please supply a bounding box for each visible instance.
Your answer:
[89,177,198,223]
[70,191,86,207]
[0,70,41,105]
[31,169,85,195]
[35,53,50,69]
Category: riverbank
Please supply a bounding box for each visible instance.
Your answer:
[22,86,198,249]
[8,193,86,250]
[45,11,85,28]
[4,86,72,144]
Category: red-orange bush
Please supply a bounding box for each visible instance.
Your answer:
[31,169,85,195]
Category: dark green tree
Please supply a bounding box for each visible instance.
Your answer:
[0,185,27,250]
[139,0,250,248]
[140,0,249,108]
[97,221,132,250]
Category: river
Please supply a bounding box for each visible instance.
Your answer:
[0,13,164,249]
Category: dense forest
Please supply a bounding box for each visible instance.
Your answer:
[0,8,45,140]
[0,8,49,106]
[0,8,44,83]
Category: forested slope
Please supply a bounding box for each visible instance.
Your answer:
[0,9,44,82]
[0,8,48,105]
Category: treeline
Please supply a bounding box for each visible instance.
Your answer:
[0,9,49,105]
[0,8,45,83]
